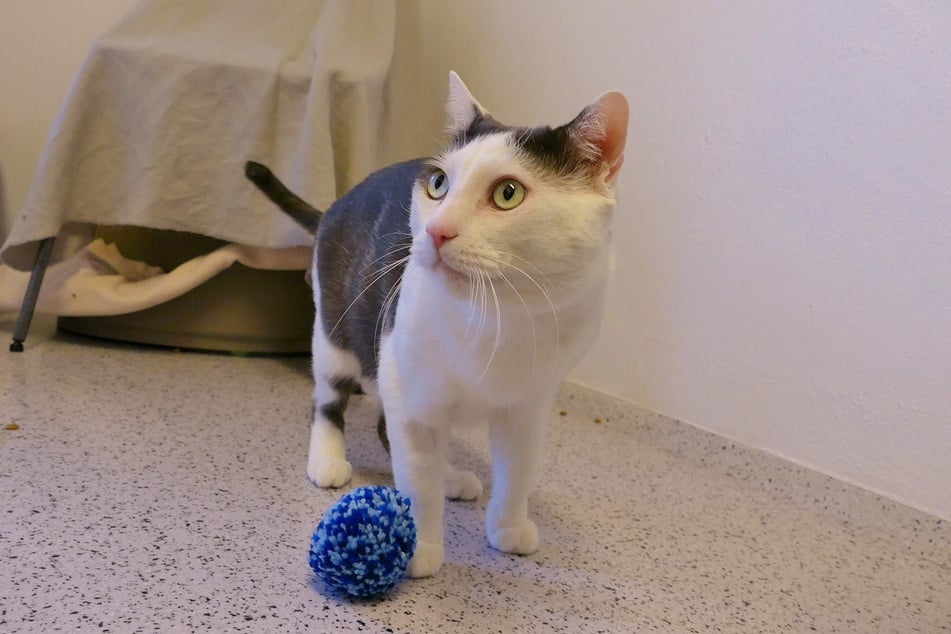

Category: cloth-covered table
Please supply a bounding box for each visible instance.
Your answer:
[0,0,439,317]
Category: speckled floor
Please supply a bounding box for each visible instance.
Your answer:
[1,316,949,633]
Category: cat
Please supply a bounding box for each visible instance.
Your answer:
[246,72,628,578]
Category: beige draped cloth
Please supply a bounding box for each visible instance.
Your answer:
[0,0,437,318]
[0,239,311,316]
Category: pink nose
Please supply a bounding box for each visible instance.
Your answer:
[426,223,458,250]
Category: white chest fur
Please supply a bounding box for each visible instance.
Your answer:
[381,258,607,420]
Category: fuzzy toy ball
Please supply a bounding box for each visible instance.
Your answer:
[308,486,416,598]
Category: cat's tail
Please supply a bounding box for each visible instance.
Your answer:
[245,161,322,235]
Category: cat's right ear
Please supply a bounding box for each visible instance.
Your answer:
[447,71,488,134]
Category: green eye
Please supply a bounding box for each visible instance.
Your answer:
[426,169,449,199]
[491,178,526,210]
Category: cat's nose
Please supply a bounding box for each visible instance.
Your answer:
[426,222,458,251]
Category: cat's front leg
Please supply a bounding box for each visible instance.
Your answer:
[387,415,449,578]
[378,330,455,577]
[485,399,551,555]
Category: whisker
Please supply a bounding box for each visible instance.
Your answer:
[375,276,403,351]
[358,242,412,275]
[477,252,561,360]
[498,268,537,376]
[505,252,555,292]
[329,254,411,338]
[476,270,489,345]
[497,258,561,357]
[480,275,502,379]
[462,268,479,342]
[376,229,414,243]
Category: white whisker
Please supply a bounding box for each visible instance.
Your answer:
[496,257,561,359]
[480,275,502,379]
[506,252,555,293]
[329,254,411,338]
[498,268,537,376]
[375,276,403,351]
[358,242,412,275]
[462,268,479,342]
[476,270,489,345]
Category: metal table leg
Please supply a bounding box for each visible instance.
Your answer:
[9,236,56,352]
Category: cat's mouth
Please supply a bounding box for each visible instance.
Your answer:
[416,241,484,288]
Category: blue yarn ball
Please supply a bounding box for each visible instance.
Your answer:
[308,486,416,598]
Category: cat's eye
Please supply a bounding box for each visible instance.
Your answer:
[426,169,449,200]
[491,179,526,210]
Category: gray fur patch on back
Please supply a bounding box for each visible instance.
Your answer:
[315,159,424,379]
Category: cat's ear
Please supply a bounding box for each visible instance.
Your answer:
[569,91,629,185]
[447,71,489,134]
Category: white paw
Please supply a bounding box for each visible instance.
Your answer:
[487,517,539,555]
[407,540,444,578]
[307,457,352,488]
[445,468,483,501]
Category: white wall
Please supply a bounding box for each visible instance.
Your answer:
[2,1,949,520]
[420,0,951,520]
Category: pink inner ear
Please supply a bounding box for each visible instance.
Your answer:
[593,91,629,183]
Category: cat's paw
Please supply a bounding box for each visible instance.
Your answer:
[487,517,539,555]
[445,468,483,501]
[407,540,444,578]
[306,457,352,488]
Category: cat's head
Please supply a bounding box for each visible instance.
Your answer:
[410,72,629,299]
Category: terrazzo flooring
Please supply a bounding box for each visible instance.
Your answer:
[1,316,949,633]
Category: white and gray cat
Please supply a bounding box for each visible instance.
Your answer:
[247,72,628,577]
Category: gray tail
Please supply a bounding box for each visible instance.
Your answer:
[245,161,322,235]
